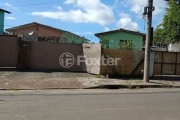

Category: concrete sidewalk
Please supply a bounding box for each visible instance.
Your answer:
[0,77,180,90]
[0,71,180,90]
[78,77,180,89]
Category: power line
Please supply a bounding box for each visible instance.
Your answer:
[123,2,147,30]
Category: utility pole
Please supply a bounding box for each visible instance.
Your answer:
[143,0,154,82]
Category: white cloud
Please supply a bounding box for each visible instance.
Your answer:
[117,16,139,31]
[30,0,114,26]
[111,0,119,10]
[5,17,16,20]
[56,6,62,11]
[64,0,76,4]
[119,12,130,18]
[4,2,18,9]
[123,0,166,17]
[120,1,128,7]
[131,4,142,14]
[104,27,110,32]
[153,0,167,16]
[120,0,167,30]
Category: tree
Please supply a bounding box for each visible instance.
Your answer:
[154,0,180,44]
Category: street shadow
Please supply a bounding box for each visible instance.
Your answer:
[108,75,180,82]
[0,68,17,71]
[0,68,87,73]
[109,75,143,81]
[151,76,180,82]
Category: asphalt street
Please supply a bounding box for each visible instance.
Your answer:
[0,89,180,120]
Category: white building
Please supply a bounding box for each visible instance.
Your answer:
[168,43,180,52]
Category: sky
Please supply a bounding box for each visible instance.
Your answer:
[0,0,167,42]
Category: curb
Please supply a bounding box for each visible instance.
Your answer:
[84,84,179,89]
[0,85,179,90]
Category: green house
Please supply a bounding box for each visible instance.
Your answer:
[62,32,90,44]
[0,9,11,34]
[95,29,145,51]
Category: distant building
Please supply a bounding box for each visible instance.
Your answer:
[168,42,180,52]
[95,29,145,51]
[6,22,90,44]
[0,8,11,34]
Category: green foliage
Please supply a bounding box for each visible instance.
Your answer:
[100,37,109,48]
[119,40,132,50]
[127,83,133,89]
[153,27,164,43]
[11,88,18,91]
[62,32,89,44]
[154,0,180,43]
[95,75,101,78]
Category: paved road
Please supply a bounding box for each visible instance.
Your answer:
[0,89,180,120]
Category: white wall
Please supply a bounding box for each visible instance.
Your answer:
[168,43,180,52]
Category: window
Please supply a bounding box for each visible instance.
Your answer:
[119,40,132,50]
[100,38,109,48]
[63,37,68,43]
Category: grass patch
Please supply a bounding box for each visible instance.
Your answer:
[127,83,133,89]
[95,75,101,78]
[95,75,106,79]
[11,88,18,91]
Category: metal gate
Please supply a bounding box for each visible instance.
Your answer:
[0,36,18,67]
[28,42,85,71]
[154,51,180,75]
[83,44,101,74]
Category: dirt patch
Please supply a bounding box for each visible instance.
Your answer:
[0,71,94,89]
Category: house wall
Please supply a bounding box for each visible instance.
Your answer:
[62,32,88,44]
[99,32,143,50]
[0,11,4,34]
[168,43,180,52]
[12,25,63,43]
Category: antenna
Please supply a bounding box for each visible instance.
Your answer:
[28,31,34,35]
[10,31,13,35]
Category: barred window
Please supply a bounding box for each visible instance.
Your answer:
[119,40,132,50]
[63,37,68,43]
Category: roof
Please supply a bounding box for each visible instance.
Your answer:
[0,8,11,14]
[6,22,65,32]
[6,22,90,41]
[95,28,146,37]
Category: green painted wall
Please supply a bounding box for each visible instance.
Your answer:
[0,11,5,34]
[62,33,89,44]
[99,31,143,51]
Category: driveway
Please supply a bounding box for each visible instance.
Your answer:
[0,71,94,89]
